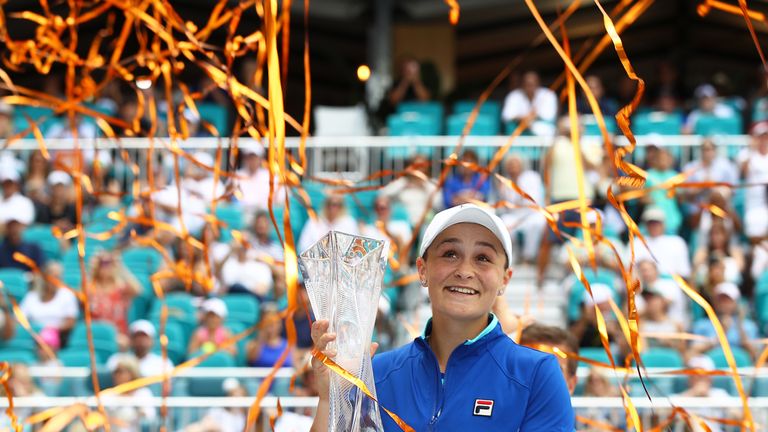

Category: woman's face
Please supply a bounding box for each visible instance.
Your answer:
[417,223,511,324]
[710,226,728,249]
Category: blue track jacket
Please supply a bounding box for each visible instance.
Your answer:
[373,316,574,431]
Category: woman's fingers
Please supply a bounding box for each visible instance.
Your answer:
[311,320,329,344]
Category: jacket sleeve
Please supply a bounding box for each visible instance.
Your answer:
[519,355,575,432]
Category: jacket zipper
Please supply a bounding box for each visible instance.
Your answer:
[428,348,446,430]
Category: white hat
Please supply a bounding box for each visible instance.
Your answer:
[419,203,513,267]
[193,151,214,168]
[713,282,741,301]
[642,207,666,223]
[688,355,715,371]
[585,208,604,225]
[694,84,717,99]
[222,377,241,392]
[128,319,156,338]
[201,297,228,318]
[751,121,768,136]
[47,170,72,186]
[242,145,265,158]
[0,168,20,182]
[583,283,613,306]
[0,103,12,116]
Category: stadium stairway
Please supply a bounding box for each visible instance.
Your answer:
[504,264,568,329]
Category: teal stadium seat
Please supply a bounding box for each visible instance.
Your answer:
[214,203,244,243]
[396,101,444,121]
[633,112,683,135]
[222,294,260,328]
[22,224,63,261]
[631,347,684,396]
[693,114,742,136]
[566,270,620,322]
[581,115,618,136]
[12,106,58,137]
[0,323,42,353]
[446,113,500,160]
[197,103,230,136]
[503,121,543,161]
[149,293,198,340]
[0,350,37,365]
[187,351,237,396]
[151,320,187,365]
[707,347,753,395]
[452,100,501,120]
[0,268,30,303]
[69,321,119,363]
[387,112,441,158]
[58,348,95,367]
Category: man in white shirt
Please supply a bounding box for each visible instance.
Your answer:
[501,71,558,137]
[182,151,227,206]
[0,168,35,227]
[683,84,737,134]
[496,153,545,264]
[636,259,688,326]
[739,121,768,241]
[633,207,692,278]
[359,195,413,261]
[107,320,174,379]
[220,242,274,298]
[683,138,739,199]
[297,194,358,253]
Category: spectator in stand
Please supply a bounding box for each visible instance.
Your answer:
[359,195,413,259]
[378,154,442,227]
[236,145,284,213]
[683,84,737,134]
[246,306,292,368]
[690,282,757,359]
[188,298,236,356]
[0,294,14,341]
[36,327,62,395]
[502,70,558,137]
[34,170,76,232]
[220,240,273,299]
[671,355,732,432]
[184,378,248,432]
[738,121,768,243]
[519,324,580,394]
[636,259,688,326]
[88,251,142,343]
[442,150,490,208]
[556,209,624,274]
[644,147,683,234]
[0,364,44,426]
[378,57,437,120]
[282,283,314,365]
[579,367,624,429]
[751,240,768,281]
[638,284,685,353]
[0,170,45,271]
[297,194,358,253]
[182,151,226,206]
[577,75,619,116]
[693,222,744,286]
[249,210,284,262]
[569,284,622,348]
[0,102,13,139]
[633,207,691,279]
[682,138,739,223]
[537,117,596,284]
[107,320,174,379]
[495,153,545,265]
[24,150,50,204]
[20,262,78,337]
[104,355,157,432]
[159,239,211,296]
[688,187,742,250]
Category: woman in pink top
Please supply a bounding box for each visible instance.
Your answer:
[188,298,236,356]
[88,252,142,341]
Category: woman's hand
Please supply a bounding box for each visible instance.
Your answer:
[310,320,337,401]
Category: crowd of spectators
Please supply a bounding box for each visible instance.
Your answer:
[1,60,768,430]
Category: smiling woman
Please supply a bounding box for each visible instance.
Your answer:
[310,204,575,431]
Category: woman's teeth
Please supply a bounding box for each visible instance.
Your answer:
[448,287,477,295]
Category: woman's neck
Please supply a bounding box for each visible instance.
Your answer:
[428,314,489,372]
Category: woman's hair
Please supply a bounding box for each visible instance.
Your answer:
[111,354,141,380]
[707,223,731,256]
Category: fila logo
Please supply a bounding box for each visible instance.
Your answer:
[473,399,494,417]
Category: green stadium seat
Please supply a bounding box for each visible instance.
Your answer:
[22,224,63,262]
[0,268,30,303]
[69,321,119,363]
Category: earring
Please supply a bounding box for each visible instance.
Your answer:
[497,290,504,296]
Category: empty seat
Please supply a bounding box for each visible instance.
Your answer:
[0,268,30,303]
[22,224,63,262]
[68,321,119,363]
[222,294,260,328]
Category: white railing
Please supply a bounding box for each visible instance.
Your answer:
[2,135,751,183]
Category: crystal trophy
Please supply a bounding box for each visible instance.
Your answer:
[299,231,386,432]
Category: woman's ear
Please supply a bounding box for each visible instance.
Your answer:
[502,267,513,287]
[416,257,427,287]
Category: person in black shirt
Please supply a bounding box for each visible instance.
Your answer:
[0,219,45,272]
[34,170,76,232]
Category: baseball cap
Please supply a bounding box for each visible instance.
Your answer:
[47,170,72,187]
[0,169,20,183]
[419,203,513,268]
[242,145,266,157]
[0,102,12,116]
[201,297,228,318]
[694,84,717,99]
[751,121,768,136]
[222,377,241,392]
[193,151,214,168]
[713,282,740,301]
[642,207,666,223]
[583,283,613,306]
[688,355,715,371]
[129,319,157,338]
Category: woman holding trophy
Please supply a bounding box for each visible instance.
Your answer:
[308,204,574,431]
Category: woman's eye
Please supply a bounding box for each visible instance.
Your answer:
[441,250,457,258]
[477,255,492,263]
